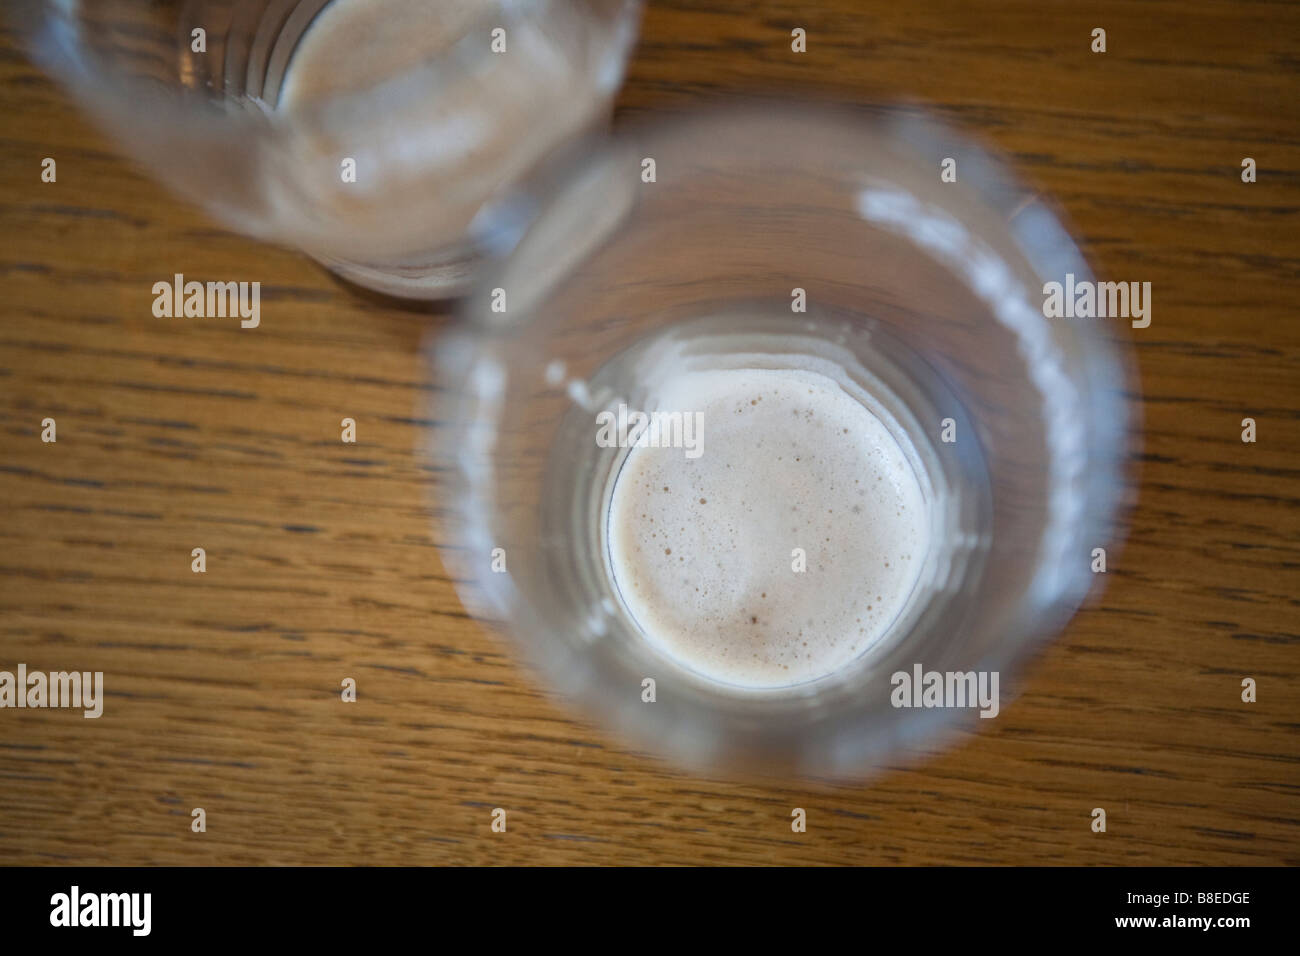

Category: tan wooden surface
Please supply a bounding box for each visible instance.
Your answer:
[1,1,1297,865]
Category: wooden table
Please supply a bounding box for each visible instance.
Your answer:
[2,1,1296,866]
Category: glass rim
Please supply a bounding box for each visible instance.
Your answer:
[13,0,642,125]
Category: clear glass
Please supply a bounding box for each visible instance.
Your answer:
[13,0,642,297]
[430,103,1136,778]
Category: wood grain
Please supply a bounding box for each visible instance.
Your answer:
[1,0,1297,865]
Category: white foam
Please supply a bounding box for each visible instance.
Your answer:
[607,367,930,688]
[270,0,610,263]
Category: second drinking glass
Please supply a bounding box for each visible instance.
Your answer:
[431,104,1135,777]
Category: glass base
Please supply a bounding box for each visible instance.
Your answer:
[310,246,482,301]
